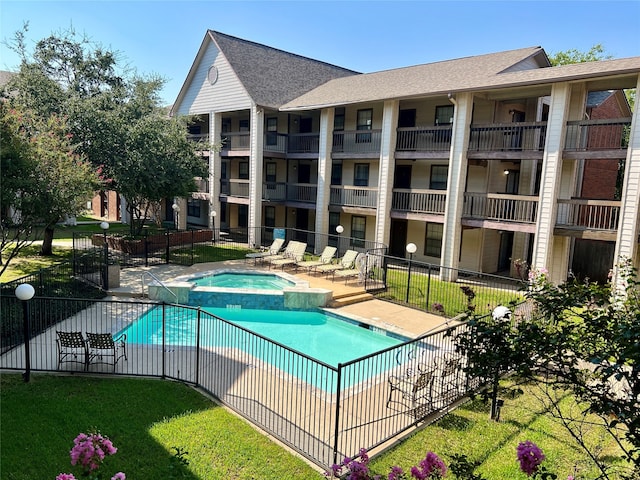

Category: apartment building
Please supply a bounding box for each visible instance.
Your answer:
[171,30,640,284]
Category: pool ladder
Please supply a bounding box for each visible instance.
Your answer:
[141,271,177,301]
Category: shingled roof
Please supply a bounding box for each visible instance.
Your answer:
[209,31,357,109]
[281,50,640,111]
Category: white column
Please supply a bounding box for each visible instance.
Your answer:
[314,108,334,253]
[613,74,640,283]
[441,93,473,281]
[531,83,571,282]
[209,111,222,227]
[376,100,399,248]
[248,104,264,248]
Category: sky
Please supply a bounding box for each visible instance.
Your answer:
[1,1,639,105]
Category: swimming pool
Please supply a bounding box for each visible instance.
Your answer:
[190,272,296,290]
[119,306,406,390]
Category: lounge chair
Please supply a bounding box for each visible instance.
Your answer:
[333,252,372,283]
[259,240,301,264]
[86,332,127,372]
[56,331,88,370]
[269,242,307,270]
[315,249,359,276]
[245,238,285,264]
[295,246,337,272]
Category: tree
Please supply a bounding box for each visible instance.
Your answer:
[0,102,102,273]
[4,25,205,245]
[455,262,639,479]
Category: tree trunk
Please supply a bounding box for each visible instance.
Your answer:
[40,225,55,256]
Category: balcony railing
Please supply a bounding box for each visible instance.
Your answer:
[287,183,317,203]
[264,133,287,153]
[463,193,538,223]
[288,133,320,154]
[186,133,210,144]
[332,130,382,154]
[330,186,378,208]
[263,182,286,201]
[468,122,547,152]
[392,189,447,214]
[564,118,631,151]
[556,199,620,231]
[396,126,453,152]
[221,132,250,151]
[220,179,250,197]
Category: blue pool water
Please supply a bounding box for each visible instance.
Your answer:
[191,272,295,290]
[123,306,402,367]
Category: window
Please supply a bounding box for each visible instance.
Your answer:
[430,165,448,190]
[221,118,231,133]
[266,117,277,146]
[398,109,416,128]
[329,212,341,247]
[331,163,342,185]
[356,109,372,143]
[239,119,249,132]
[265,162,277,183]
[351,216,366,248]
[435,105,454,126]
[187,199,201,218]
[334,108,345,131]
[239,162,249,180]
[221,161,228,180]
[264,206,275,228]
[424,223,443,257]
[354,164,369,187]
[187,124,201,135]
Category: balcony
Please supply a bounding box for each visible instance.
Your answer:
[262,183,317,203]
[556,199,620,231]
[396,126,452,152]
[264,133,287,154]
[220,179,250,198]
[330,186,378,208]
[288,133,320,154]
[468,122,547,158]
[392,189,447,214]
[221,132,250,151]
[332,130,382,155]
[187,133,210,144]
[564,118,631,158]
[463,193,538,223]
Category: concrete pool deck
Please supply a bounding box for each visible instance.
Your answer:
[108,260,455,339]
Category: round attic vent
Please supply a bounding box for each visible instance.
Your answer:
[207,65,218,85]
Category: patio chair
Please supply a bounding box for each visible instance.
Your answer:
[245,238,285,264]
[86,332,127,372]
[333,252,373,283]
[296,246,337,272]
[259,240,301,264]
[386,364,436,411]
[269,242,308,270]
[56,331,88,370]
[315,249,359,276]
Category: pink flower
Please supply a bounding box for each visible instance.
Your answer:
[388,466,404,480]
[56,474,76,480]
[111,473,126,480]
[410,451,447,478]
[516,441,545,476]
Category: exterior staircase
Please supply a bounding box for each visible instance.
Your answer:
[329,290,374,308]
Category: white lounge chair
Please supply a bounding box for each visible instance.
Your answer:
[296,246,337,272]
[245,238,285,264]
[270,242,307,270]
[260,241,301,264]
[334,253,372,283]
[315,249,359,276]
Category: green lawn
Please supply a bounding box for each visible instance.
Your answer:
[1,374,627,479]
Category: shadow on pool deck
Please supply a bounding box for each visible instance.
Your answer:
[108,260,454,339]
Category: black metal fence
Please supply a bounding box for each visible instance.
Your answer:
[0,295,490,468]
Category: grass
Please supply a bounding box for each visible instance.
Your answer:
[1,374,627,479]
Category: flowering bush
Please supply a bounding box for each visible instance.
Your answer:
[516,441,546,476]
[56,432,125,480]
[326,449,445,479]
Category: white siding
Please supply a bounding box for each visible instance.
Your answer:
[174,41,252,116]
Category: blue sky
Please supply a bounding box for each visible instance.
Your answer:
[1,1,638,105]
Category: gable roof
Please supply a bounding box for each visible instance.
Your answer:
[280,47,549,110]
[172,31,358,112]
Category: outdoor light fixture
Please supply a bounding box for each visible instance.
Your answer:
[100,221,109,289]
[211,210,217,242]
[336,225,344,234]
[504,169,510,175]
[405,243,417,303]
[15,283,35,383]
[172,202,180,230]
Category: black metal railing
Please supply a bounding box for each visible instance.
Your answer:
[0,295,507,468]
[564,118,631,151]
[468,122,547,152]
